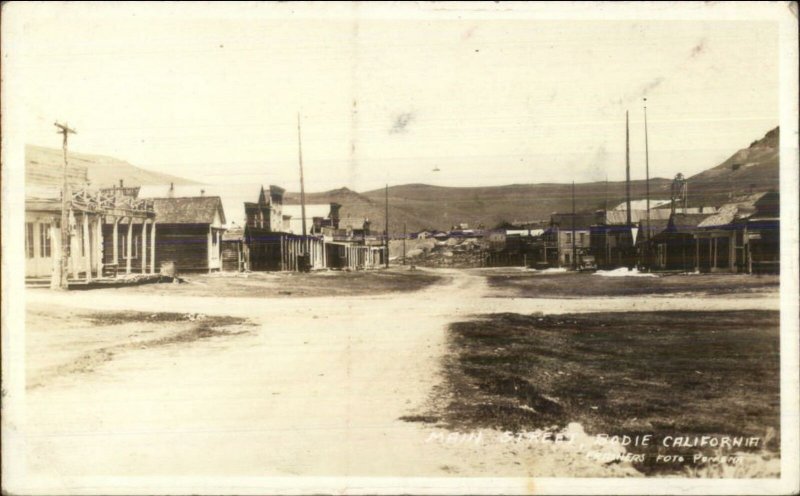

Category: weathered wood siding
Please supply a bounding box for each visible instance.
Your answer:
[153,224,210,273]
[245,228,283,271]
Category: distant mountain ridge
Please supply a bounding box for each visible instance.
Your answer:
[683,126,779,207]
[25,144,200,189]
[283,127,779,233]
[27,125,779,234]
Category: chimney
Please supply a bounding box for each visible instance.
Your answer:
[169,182,174,198]
[119,179,124,188]
[329,202,342,229]
[200,189,205,197]
[363,218,371,235]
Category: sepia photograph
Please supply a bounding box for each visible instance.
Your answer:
[2,2,798,495]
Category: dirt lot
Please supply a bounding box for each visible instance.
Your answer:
[19,268,782,489]
[26,305,255,390]
[483,269,779,298]
[411,310,780,476]
[106,267,445,298]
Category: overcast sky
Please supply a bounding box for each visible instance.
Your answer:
[13,3,779,192]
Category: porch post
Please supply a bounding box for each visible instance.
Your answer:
[83,213,92,282]
[150,221,157,274]
[70,210,80,279]
[126,218,133,274]
[112,217,119,265]
[95,217,103,277]
[711,237,716,270]
[141,219,148,273]
[208,226,213,272]
[695,235,700,272]
[50,222,61,289]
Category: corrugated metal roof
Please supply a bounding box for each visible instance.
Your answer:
[697,193,768,228]
[612,199,671,211]
[605,208,672,225]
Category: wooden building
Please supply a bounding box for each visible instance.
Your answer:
[25,146,156,285]
[147,196,226,273]
[644,214,711,272]
[221,227,245,272]
[240,186,325,271]
[549,213,596,268]
[693,192,779,274]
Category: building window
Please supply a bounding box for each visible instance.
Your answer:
[565,232,572,244]
[579,233,586,246]
[26,223,35,258]
[40,223,51,258]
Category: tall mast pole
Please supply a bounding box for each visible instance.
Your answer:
[625,110,632,228]
[625,110,633,269]
[54,122,76,290]
[384,184,389,268]
[297,113,308,257]
[571,180,576,270]
[644,98,651,241]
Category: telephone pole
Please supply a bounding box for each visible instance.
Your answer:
[643,98,651,241]
[625,110,634,270]
[384,184,389,268]
[54,122,76,290]
[625,110,632,228]
[297,113,308,265]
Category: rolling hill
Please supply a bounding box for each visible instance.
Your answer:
[284,126,780,234]
[682,126,779,207]
[28,124,779,234]
[25,144,200,189]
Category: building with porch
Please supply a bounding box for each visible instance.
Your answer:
[693,192,779,274]
[25,146,156,286]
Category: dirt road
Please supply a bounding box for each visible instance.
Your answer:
[20,269,779,491]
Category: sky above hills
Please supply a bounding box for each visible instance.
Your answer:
[12,3,780,192]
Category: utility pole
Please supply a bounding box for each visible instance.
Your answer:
[625,110,633,270]
[54,122,76,290]
[643,98,651,242]
[384,184,389,268]
[625,110,632,228]
[297,113,308,267]
[571,180,577,270]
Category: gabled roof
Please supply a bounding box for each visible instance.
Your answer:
[152,196,226,225]
[697,192,772,228]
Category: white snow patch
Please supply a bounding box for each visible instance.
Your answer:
[593,268,656,278]
[528,267,569,274]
